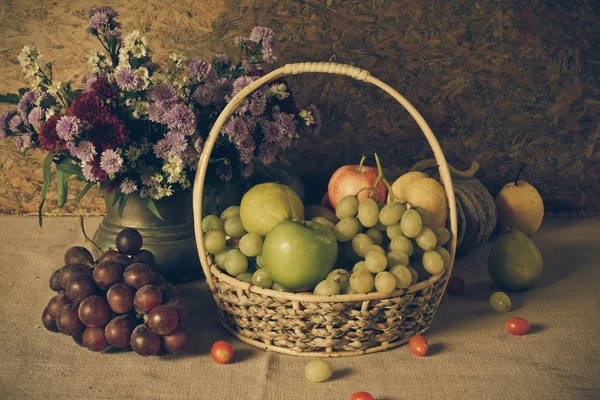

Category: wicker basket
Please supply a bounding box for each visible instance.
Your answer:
[192,62,458,357]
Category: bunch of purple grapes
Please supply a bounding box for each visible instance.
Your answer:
[41,228,189,356]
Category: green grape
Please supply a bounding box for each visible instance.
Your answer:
[365,244,385,256]
[224,216,247,238]
[374,271,397,294]
[434,246,451,268]
[333,217,360,242]
[312,217,335,231]
[490,292,512,313]
[389,236,414,257]
[422,250,444,274]
[336,195,359,219]
[256,253,264,269]
[365,251,387,273]
[389,265,412,289]
[365,228,384,246]
[352,261,367,273]
[357,198,380,228]
[414,207,434,228]
[386,250,409,267]
[314,279,340,296]
[379,202,405,226]
[327,269,350,290]
[352,234,374,258]
[239,232,263,257]
[252,269,273,288]
[434,227,451,246]
[412,262,430,281]
[224,249,248,276]
[220,205,240,221]
[305,360,333,383]
[202,215,223,233]
[386,223,405,240]
[272,282,292,292]
[374,220,387,231]
[236,272,253,284]
[342,285,357,294]
[400,209,423,238]
[214,249,230,269]
[349,269,375,293]
[415,227,437,251]
[408,267,419,285]
[204,230,226,254]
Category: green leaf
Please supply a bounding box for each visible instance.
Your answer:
[145,198,164,221]
[18,88,30,96]
[56,170,69,208]
[75,182,96,205]
[38,152,56,227]
[132,167,154,176]
[118,194,129,218]
[56,158,83,175]
[112,188,122,207]
[0,93,21,104]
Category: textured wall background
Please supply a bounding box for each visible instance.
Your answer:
[1,0,599,216]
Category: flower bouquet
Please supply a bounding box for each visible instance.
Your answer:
[0,6,320,225]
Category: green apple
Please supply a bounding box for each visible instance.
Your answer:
[262,220,338,291]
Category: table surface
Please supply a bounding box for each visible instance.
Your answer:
[0,216,598,400]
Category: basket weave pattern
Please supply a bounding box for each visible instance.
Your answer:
[193,62,458,356]
[212,264,447,353]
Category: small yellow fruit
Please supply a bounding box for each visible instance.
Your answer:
[496,180,543,236]
[404,178,448,228]
[240,183,304,236]
[389,171,427,203]
[304,205,339,223]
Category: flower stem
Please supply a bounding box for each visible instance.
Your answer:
[79,216,103,254]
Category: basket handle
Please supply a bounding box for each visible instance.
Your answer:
[193,62,458,293]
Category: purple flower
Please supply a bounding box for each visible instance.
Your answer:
[223,116,249,141]
[148,104,166,124]
[66,141,78,157]
[115,67,141,91]
[15,134,32,152]
[211,78,231,105]
[164,104,195,135]
[75,140,97,162]
[249,91,267,116]
[56,115,81,141]
[257,141,277,165]
[222,116,255,165]
[183,59,216,83]
[82,74,98,93]
[89,12,109,30]
[89,6,118,18]
[210,53,230,67]
[28,107,43,127]
[9,114,23,132]
[217,164,233,182]
[147,83,178,105]
[241,161,254,178]
[229,76,257,115]
[154,130,188,160]
[82,162,97,182]
[261,112,296,155]
[17,90,37,121]
[234,36,250,47]
[100,149,123,174]
[0,110,17,139]
[120,178,138,194]
[192,85,213,107]
[141,174,156,187]
[249,26,277,63]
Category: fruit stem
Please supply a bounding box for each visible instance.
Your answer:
[374,153,397,202]
[514,163,527,185]
[357,155,366,173]
[79,216,103,254]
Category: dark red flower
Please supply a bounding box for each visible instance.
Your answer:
[38,114,67,152]
[89,157,108,183]
[68,93,109,123]
[105,180,120,194]
[90,76,117,101]
[86,112,129,151]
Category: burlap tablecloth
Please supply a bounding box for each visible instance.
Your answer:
[0,216,598,400]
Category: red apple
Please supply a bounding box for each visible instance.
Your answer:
[327,165,387,209]
[320,192,334,210]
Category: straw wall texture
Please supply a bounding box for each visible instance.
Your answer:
[0,0,598,215]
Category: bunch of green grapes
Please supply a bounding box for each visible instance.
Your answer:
[311,195,452,296]
[202,206,280,291]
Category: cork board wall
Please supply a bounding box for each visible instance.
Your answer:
[1,0,599,216]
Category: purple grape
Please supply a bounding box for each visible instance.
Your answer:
[134,285,162,314]
[47,293,73,318]
[123,263,155,289]
[58,263,91,288]
[162,326,189,353]
[105,315,137,348]
[166,297,188,321]
[158,283,179,301]
[66,274,98,303]
[56,303,85,336]
[116,228,143,255]
[83,326,110,352]
[78,296,111,327]
[107,283,134,314]
[130,324,161,356]
[98,249,119,262]
[93,260,123,289]
[147,305,178,335]
[133,249,156,270]
[49,269,62,292]
[108,253,133,268]
[42,307,59,332]
[64,246,94,265]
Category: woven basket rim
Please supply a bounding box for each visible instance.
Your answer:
[209,263,444,303]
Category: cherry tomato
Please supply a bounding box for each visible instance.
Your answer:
[408,335,428,356]
[349,392,374,400]
[446,277,464,295]
[506,317,530,335]
[211,340,234,364]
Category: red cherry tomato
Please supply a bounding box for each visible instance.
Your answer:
[349,392,374,400]
[506,317,530,335]
[211,340,234,364]
[408,335,428,356]
[446,277,464,295]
